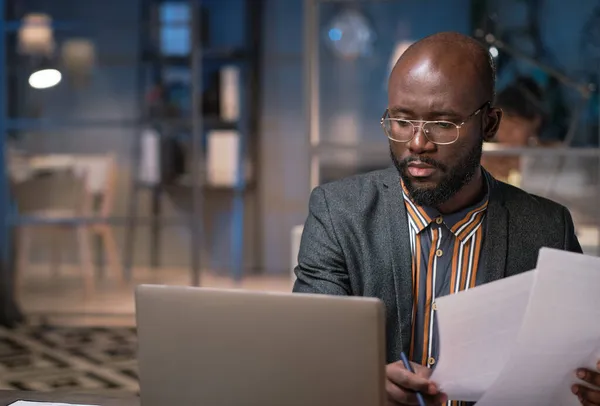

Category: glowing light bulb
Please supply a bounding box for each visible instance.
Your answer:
[29,68,62,89]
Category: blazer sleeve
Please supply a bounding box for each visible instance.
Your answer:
[292,186,351,296]
[563,207,583,254]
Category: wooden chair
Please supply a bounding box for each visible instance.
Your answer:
[13,153,123,298]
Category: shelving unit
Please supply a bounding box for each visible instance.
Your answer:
[123,0,263,284]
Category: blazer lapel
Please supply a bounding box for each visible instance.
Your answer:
[381,168,413,355]
[479,172,509,284]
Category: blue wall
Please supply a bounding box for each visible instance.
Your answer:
[318,0,471,146]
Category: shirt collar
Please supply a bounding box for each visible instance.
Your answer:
[401,177,489,241]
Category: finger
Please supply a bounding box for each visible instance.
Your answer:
[386,379,446,406]
[578,364,600,388]
[387,364,437,394]
[580,398,600,406]
[411,361,434,379]
[573,384,600,405]
[386,379,417,405]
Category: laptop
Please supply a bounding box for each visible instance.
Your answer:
[135,285,386,406]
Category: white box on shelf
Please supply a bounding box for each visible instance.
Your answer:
[138,127,161,185]
[206,130,252,188]
[207,130,239,187]
[220,66,240,122]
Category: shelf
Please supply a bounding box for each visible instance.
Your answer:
[4,52,247,70]
[6,118,141,130]
[158,116,239,130]
[14,49,250,69]
[142,49,247,65]
[4,116,237,131]
[167,180,253,192]
[9,215,190,226]
[2,20,78,32]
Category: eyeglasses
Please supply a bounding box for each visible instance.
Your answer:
[380,101,490,145]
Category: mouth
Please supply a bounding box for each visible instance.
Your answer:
[407,162,437,178]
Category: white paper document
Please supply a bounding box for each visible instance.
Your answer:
[430,247,600,405]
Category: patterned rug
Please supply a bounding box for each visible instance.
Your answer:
[0,325,139,395]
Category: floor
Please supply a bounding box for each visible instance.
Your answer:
[17,263,293,326]
[0,324,139,394]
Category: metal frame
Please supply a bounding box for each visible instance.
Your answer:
[304,0,600,255]
[189,0,203,286]
[305,0,320,190]
[0,0,20,326]
[0,0,8,266]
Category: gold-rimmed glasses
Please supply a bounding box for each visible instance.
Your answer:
[380,101,490,145]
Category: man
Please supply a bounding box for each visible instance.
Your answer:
[293,32,600,406]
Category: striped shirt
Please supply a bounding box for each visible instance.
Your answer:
[402,180,489,406]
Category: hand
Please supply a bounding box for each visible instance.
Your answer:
[572,360,600,405]
[385,360,448,405]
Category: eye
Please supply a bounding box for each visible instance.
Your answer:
[435,121,455,130]
[394,119,412,128]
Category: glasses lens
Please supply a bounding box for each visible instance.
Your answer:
[383,119,414,142]
[423,121,459,144]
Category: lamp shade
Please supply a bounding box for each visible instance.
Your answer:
[61,38,96,86]
[61,39,95,73]
[18,13,55,56]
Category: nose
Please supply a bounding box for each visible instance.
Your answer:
[408,125,436,154]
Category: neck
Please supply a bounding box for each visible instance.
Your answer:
[436,167,485,214]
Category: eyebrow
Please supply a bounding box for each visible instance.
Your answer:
[388,106,464,120]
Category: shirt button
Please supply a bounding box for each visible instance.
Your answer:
[436,249,443,257]
[435,217,443,224]
[428,357,436,366]
[432,302,438,311]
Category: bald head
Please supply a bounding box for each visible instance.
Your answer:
[387,31,504,210]
[390,31,496,102]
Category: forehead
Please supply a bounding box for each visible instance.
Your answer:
[388,56,483,115]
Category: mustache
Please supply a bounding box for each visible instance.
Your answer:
[400,156,448,172]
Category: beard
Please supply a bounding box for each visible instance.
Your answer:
[391,138,483,207]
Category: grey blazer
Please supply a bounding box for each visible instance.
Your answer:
[293,167,583,363]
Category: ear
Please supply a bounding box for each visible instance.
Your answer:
[483,107,503,142]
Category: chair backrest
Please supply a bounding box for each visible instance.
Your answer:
[11,153,117,218]
[12,167,87,215]
[71,153,117,217]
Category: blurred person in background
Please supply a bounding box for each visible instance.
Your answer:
[481,76,544,184]
[482,75,567,185]
[294,32,599,406]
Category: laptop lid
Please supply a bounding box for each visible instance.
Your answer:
[135,285,385,406]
